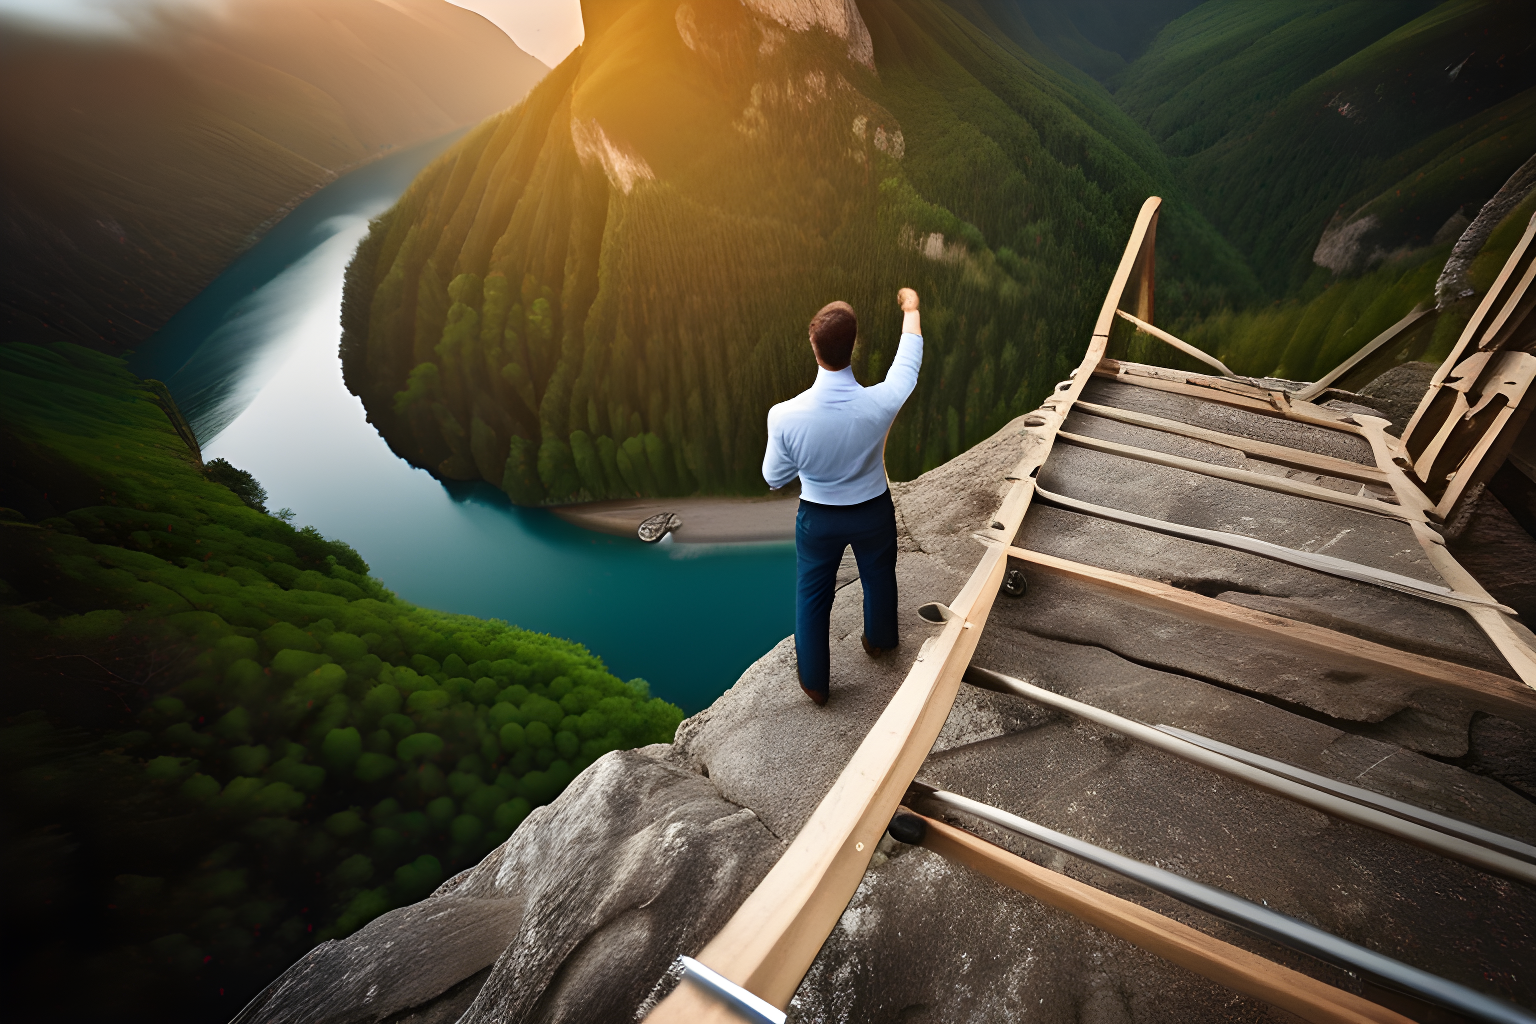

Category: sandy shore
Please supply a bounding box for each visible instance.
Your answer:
[551,493,799,544]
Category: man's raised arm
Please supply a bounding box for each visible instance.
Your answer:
[874,288,923,406]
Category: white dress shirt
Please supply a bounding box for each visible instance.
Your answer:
[762,332,923,505]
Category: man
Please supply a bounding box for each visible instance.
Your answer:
[763,288,923,706]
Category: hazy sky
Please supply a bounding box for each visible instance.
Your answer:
[0,0,586,65]
[448,1,583,67]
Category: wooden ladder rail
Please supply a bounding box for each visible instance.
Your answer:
[642,195,1168,1022]
[913,813,1415,1024]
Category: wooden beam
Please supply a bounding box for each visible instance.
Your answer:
[1353,416,1536,689]
[1292,304,1432,402]
[1403,212,1536,443]
[1003,544,1536,723]
[1115,308,1238,378]
[914,814,1416,1024]
[1094,359,1363,434]
[1074,401,1387,485]
[1055,430,1415,522]
[643,198,1167,1023]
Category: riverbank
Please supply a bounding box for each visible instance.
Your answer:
[551,493,799,544]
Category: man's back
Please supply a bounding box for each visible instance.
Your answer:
[762,331,923,505]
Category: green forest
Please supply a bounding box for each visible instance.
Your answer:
[342,0,1534,507]
[0,341,682,1018]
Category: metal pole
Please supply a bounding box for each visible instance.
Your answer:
[907,784,1536,1024]
[1154,725,1536,864]
[962,665,1536,886]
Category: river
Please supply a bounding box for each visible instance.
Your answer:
[131,133,795,713]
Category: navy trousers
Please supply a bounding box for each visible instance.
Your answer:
[794,489,899,693]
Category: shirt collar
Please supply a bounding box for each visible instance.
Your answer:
[812,365,857,390]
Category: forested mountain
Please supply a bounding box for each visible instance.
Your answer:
[1101,0,1536,381]
[1114,0,1536,292]
[342,0,1533,509]
[0,0,547,352]
[341,0,1254,505]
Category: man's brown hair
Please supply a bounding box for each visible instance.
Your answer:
[809,301,857,370]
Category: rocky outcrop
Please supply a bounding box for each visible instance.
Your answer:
[1437,151,1536,308]
[236,392,1536,1024]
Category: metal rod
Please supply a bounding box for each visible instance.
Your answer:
[1115,308,1239,378]
[962,665,1536,886]
[679,957,786,1024]
[909,783,1536,1024]
[1154,725,1536,865]
[1031,484,1515,614]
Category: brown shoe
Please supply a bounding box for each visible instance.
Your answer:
[861,634,891,659]
[797,665,828,706]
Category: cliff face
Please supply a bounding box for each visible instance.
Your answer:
[234,389,1536,1023]
[0,0,547,351]
[337,0,1255,506]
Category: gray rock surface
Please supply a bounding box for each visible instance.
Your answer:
[237,395,1536,1024]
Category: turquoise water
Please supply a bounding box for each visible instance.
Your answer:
[131,134,795,713]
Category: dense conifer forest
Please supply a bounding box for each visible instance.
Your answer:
[342,0,1533,507]
[339,0,1256,505]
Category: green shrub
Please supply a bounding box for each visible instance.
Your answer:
[324,631,369,661]
[251,782,305,816]
[449,814,482,845]
[405,689,452,713]
[212,707,252,743]
[379,713,415,738]
[524,721,552,749]
[325,810,367,839]
[271,649,331,678]
[493,798,531,831]
[267,757,325,793]
[180,773,221,801]
[396,733,444,762]
[391,855,443,903]
[498,722,525,753]
[425,796,456,831]
[353,753,397,784]
[554,731,580,759]
[362,684,402,717]
[227,744,270,775]
[264,623,320,655]
[331,854,374,888]
[322,727,363,770]
[144,755,195,783]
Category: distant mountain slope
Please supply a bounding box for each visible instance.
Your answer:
[1115,0,1536,292]
[340,0,1254,506]
[0,0,546,351]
